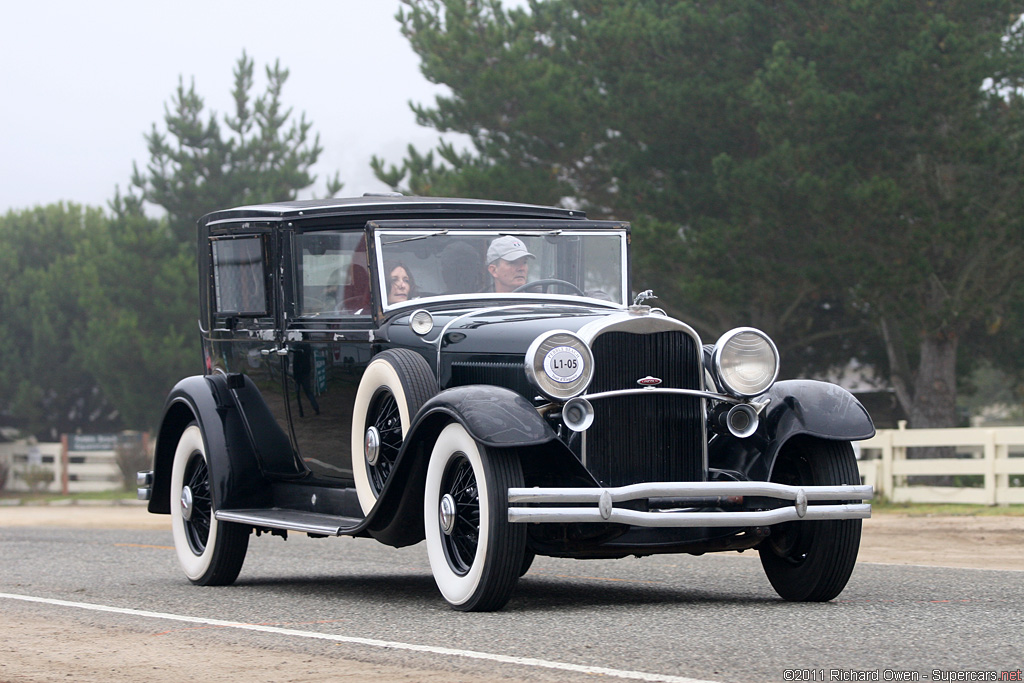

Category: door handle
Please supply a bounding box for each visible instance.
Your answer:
[260,346,291,356]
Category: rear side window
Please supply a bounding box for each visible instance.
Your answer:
[295,231,369,316]
[211,237,268,316]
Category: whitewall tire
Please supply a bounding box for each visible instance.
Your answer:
[424,422,525,611]
[169,424,248,585]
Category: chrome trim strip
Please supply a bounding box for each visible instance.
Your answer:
[507,481,872,527]
[508,504,871,527]
[215,510,347,536]
[384,292,626,314]
[576,310,704,350]
[585,387,741,404]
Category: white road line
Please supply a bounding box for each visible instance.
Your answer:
[1,592,718,683]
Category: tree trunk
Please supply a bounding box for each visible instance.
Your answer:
[907,333,959,466]
[908,333,959,429]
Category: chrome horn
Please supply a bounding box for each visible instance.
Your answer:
[562,397,595,432]
[711,402,760,439]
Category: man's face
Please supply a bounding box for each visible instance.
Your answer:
[488,256,530,293]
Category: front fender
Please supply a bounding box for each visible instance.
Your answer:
[412,385,558,447]
[765,380,875,442]
[710,380,874,482]
[764,379,874,468]
[367,386,590,547]
[149,375,271,515]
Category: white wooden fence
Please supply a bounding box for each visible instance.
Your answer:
[0,433,149,494]
[2,428,1022,504]
[857,425,1024,505]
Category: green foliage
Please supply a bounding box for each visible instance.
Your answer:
[132,51,341,243]
[71,193,198,430]
[0,201,198,436]
[0,203,119,439]
[388,0,1024,427]
[2,54,348,439]
[20,464,55,493]
[715,1,1024,427]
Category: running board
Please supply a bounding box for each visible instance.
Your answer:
[215,509,365,536]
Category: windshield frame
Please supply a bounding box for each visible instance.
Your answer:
[372,222,630,313]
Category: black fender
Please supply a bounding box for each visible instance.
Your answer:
[710,380,874,481]
[148,374,275,515]
[365,385,595,547]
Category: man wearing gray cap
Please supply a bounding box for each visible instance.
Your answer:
[486,236,535,293]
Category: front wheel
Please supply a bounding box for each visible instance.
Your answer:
[759,437,862,601]
[170,424,249,586]
[424,422,526,611]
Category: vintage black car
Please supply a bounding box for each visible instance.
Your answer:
[138,195,874,611]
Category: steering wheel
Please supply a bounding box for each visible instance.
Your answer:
[512,278,585,296]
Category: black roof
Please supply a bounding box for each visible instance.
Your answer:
[201,195,585,225]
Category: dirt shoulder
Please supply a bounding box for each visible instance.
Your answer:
[2,503,1022,571]
[857,512,1024,571]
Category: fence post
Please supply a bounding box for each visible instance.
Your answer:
[877,428,894,500]
[983,429,997,506]
[60,434,69,496]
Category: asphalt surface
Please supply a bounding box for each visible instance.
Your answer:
[1,523,1021,683]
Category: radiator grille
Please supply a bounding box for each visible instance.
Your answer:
[586,330,705,486]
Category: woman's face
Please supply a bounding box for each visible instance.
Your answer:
[388,266,411,303]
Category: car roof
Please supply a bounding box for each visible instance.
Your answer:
[200,195,586,225]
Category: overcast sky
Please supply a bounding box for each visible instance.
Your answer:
[0,0,469,215]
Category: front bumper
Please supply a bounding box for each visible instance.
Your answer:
[507,481,872,527]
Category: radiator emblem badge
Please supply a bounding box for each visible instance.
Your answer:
[637,376,662,386]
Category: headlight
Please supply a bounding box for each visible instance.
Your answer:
[712,327,779,398]
[525,330,594,401]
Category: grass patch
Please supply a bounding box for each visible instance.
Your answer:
[0,490,137,504]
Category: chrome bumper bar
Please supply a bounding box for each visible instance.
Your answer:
[137,470,153,502]
[507,481,872,528]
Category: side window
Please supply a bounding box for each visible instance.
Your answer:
[211,236,268,316]
[295,231,369,316]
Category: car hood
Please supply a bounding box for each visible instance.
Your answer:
[388,303,620,356]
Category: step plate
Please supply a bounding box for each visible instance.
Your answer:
[215,509,364,536]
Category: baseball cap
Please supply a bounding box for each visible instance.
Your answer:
[487,236,536,264]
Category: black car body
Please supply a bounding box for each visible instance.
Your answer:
[139,195,874,611]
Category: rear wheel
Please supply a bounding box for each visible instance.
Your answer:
[759,437,862,601]
[424,422,526,611]
[170,424,249,585]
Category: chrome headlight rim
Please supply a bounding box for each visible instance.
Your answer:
[409,309,435,336]
[712,327,779,398]
[525,330,594,401]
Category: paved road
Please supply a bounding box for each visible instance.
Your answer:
[1,523,1021,683]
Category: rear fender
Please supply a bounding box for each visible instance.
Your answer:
[148,375,272,514]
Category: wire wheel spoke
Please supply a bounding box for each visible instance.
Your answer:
[369,391,404,493]
[441,455,480,574]
[183,454,212,554]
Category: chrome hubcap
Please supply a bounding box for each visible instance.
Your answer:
[439,493,457,536]
[364,426,381,466]
[180,485,194,522]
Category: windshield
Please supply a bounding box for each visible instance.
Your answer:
[375,229,627,309]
